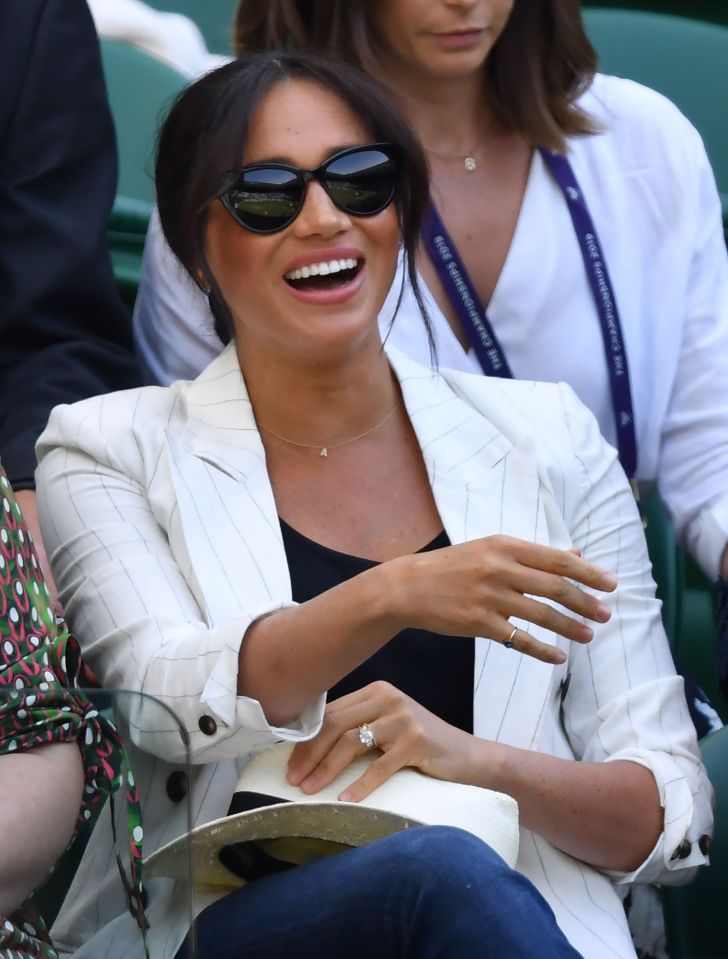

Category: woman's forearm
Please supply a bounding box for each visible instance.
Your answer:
[0,742,84,914]
[239,536,614,726]
[466,738,662,872]
[238,563,402,725]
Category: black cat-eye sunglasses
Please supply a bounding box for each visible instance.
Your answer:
[219,143,398,234]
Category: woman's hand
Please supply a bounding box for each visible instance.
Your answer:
[385,535,616,664]
[286,680,664,873]
[287,681,475,802]
[240,536,616,726]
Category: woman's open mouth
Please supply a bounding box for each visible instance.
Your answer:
[282,255,365,305]
[284,257,362,293]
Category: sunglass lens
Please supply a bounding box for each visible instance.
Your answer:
[226,168,302,232]
[324,149,396,216]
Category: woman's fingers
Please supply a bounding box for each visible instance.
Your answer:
[289,684,479,801]
[502,626,566,664]
[510,538,616,592]
[288,690,386,786]
[504,592,598,642]
[297,725,370,795]
[289,683,423,796]
[337,744,407,803]
[507,567,611,622]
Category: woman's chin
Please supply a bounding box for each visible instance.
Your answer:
[289,313,384,365]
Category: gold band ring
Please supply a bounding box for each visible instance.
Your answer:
[503,626,518,650]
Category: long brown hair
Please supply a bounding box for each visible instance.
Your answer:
[233,0,599,152]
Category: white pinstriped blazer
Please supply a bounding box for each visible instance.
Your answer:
[36,344,712,959]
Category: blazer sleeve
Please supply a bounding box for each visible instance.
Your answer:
[35,393,325,765]
[0,0,141,488]
[556,382,714,885]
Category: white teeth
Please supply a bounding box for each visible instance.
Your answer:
[284,257,360,282]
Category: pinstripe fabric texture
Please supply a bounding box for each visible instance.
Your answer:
[35,345,712,959]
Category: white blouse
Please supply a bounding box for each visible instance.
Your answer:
[132,73,728,577]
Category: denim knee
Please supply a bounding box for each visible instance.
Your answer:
[383,825,508,885]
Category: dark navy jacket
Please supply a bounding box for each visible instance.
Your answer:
[0,0,141,487]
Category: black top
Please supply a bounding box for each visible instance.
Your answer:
[280,519,474,733]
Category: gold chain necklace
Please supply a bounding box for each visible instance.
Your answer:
[259,403,398,459]
[425,144,479,173]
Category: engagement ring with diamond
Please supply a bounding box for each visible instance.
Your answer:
[358,723,378,751]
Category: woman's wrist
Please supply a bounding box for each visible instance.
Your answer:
[465,736,511,792]
[368,554,417,633]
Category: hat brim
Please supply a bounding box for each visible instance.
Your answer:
[145,800,422,888]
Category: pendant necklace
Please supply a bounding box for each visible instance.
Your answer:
[425,143,479,173]
[259,403,398,459]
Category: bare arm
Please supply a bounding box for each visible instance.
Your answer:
[0,742,83,914]
[239,536,615,726]
[471,739,662,871]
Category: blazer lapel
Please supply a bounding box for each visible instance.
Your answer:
[163,345,292,625]
[390,350,566,749]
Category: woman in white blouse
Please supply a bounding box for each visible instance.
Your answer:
[133,0,728,609]
[37,49,711,959]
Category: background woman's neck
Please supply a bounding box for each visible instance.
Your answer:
[376,61,501,156]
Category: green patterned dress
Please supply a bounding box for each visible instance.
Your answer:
[0,466,145,957]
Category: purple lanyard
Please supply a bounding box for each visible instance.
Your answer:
[422,148,637,479]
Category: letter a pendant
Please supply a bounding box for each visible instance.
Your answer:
[320,448,328,458]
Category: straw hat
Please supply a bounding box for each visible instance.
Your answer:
[145,742,520,887]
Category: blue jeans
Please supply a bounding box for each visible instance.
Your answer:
[175,826,582,958]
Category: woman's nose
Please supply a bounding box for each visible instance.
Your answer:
[291,180,351,239]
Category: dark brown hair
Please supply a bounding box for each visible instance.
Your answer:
[233,0,599,152]
[155,50,433,349]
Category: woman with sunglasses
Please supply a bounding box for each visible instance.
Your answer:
[37,51,710,959]
[134,0,728,719]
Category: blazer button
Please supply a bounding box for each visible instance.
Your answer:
[699,834,712,856]
[671,839,692,861]
[166,770,188,804]
[198,714,217,736]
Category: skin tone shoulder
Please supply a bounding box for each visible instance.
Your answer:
[204,74,663,874]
